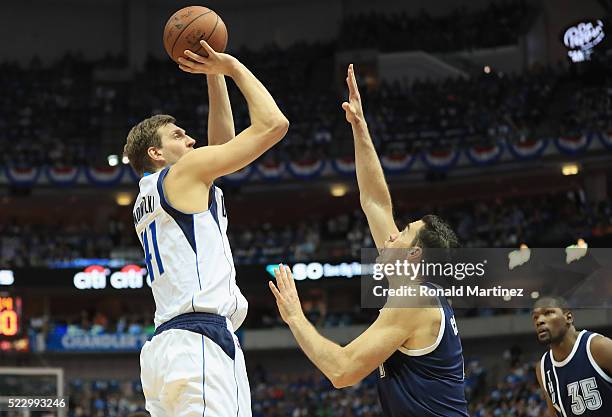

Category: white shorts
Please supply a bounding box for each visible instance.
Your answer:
[140,315,251,417]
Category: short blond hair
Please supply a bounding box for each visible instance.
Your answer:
[124,114,175,176]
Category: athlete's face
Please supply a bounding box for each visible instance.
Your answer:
[150,123,196,167]
[383,220,425,251]
[532,307,573,345]
[377,220,425,266]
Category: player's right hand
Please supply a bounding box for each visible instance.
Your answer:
[341,64,366,126]
[178,40,239,77]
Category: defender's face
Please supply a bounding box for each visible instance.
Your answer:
[383,220,425,251]
[155,123,196,166]
[532,307,571,345]
[377,220,425,267]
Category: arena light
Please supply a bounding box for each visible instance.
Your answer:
[115,192,134,206]
[0,270,14,286]
[330,183,348,197]
[566,239,588,264]
[107,155,119,167]
[561,163,579,176]
[122,156,130,165]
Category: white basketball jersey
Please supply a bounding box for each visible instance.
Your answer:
[133,167,248,330]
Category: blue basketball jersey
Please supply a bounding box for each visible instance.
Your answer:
[377,283,469,417]
[540,330,612,416]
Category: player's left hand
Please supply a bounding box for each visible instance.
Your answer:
[269,264,305,325]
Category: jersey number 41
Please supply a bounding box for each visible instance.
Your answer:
[141,220,165,282]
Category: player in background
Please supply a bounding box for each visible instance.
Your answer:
[533,297,612,416]
[268,65,468,417]
[123,40,288,417]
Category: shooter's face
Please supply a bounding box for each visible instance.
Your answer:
[532,307,572,345]
[155,123,196,166]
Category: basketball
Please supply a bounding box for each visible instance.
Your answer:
[163,6,228,63]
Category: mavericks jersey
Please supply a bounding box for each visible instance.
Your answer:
[133,167,248,330]
[540,330,612,416]
[377,283,469,417]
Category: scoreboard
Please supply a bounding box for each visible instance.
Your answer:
[0,295,21,337]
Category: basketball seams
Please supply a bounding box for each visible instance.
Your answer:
[204,14,220,43]
[221,21,228,51]
[190,14,220,56]
[165,10,208,52]
[169,10,214,61]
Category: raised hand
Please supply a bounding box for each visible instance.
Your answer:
[268,264,305,325]
[341,64,365,126]
[177,40,239,77]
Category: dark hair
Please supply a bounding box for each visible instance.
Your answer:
[534,296,571,312]
[123,114,176,176]
[413,215,460,249]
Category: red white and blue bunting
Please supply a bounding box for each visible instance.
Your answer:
[256,160,287,181]
[45,166,81,186]
[221,165,255,185]
[554,133,592,155]
[331,157,356,176]
[4,166,41,186]
[2,132,610,187]
[508,138,548,160]
[380,153,415,174]
[287,159,326,179]
[421,148,460,171]
[84,165,125,186]
[598,131,612,149]
[465,142,505,166]
[126,166,141,183]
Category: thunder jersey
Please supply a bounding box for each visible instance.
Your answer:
[540,330,612,416]
[133,167,248,330]
[377,283,469,417]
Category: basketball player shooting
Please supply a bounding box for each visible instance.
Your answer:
[269,65,469,417]
[123,40,289,417]
[533,297,612,416]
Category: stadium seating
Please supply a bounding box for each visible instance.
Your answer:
[3,191,610,267]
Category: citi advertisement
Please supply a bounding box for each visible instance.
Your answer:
[73,264,151,290]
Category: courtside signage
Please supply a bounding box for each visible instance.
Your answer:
[73,264,150,290]
[265,262,363,280]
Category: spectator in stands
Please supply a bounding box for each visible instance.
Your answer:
[2,191,611,268]
[63,361,550,417]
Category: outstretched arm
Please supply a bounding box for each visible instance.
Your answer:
[342,65,399,249]
[206,74,235,146]
[174,41,289,182]
[269,265,410,388]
